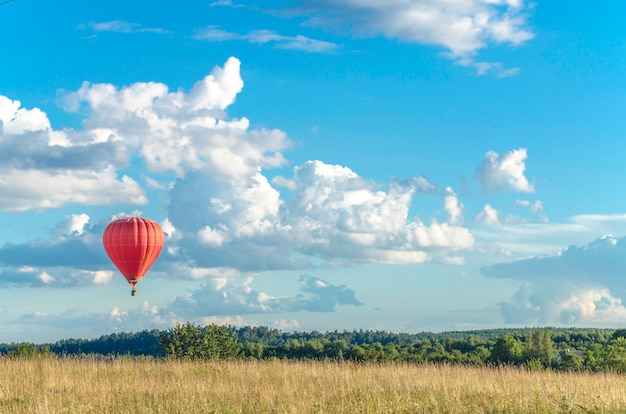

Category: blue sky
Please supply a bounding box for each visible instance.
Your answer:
[1,0,626,343]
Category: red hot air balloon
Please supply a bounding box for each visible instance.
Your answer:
[103,217,164,296]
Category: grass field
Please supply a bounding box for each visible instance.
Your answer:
[1,357,625,413]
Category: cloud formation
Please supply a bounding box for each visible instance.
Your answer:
[289,0,534,75]
[476,148,533,193]
[0,214,118,288]
[482,235,626,326]
[0,96,145,212]
[1,274,363,340]
[166,274,363,321]
[78,20,171,35]
[0,57,475,293]
[194,26,339,53]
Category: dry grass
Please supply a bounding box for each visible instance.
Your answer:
[0,357,625,413]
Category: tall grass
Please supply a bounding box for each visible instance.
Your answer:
[1,357,625,413]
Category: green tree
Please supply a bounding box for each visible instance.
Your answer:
[523,329,554,367]
[611,328,626,340]
[600,337,626,373]
[489,335,523,365]
[556,352,584,371]
[466,345,490,365]
[243,342,265,359]
[160,322,241,360]
[325,339,348,360]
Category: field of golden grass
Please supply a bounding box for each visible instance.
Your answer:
[1,357,625,413]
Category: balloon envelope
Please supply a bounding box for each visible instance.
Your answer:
[103,217,164,287]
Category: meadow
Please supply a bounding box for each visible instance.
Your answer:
[1,357,625,413]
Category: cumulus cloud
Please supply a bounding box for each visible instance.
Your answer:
[2,280,316,340]
[289,0,534,75]
[476,148,533,193]
[61,57,288,184]
[119,56,475,273]
[0,57,477,292]
[0,96,50,134]
[3,273,361,338]
[475,200,543,227]
[4,292,306,340]
[168,157,473,272]
[278,161,473,263]
[444,187,463,225]
[482,235,626,326]
[0,96,145,212]
[0,168,146,212]
[475,204,501,227]
[0,214,153,288]
[54,214,90,238]
[194,26,339,53]
[164,274,363,321]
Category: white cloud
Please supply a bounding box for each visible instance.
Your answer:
[1,274,354,336]
[0,57,477,291]
[54,214,90,239]
[476,148,533,193]
[39,271,55,284]
[92,270,114,285]
[197,225,226,246]
[164,274,363,321]
[0,95,146,212]
[0,96,50,134]
[0,265,113,288]
[271,175,297,190]
[247,30,339,52]
[271,319,302,330]
[78,20,170,35]
[210,0,244,7]
[559,289,626,325]
[193,26,240,41]
[469,213,626,268]
[187,56,244,111]
[110,307,127,323]
[58,57,291,219]
[475,204,501,227]
[0,168,146,212]
[64,58,290,181]
[0,214,123,289]
[497,285,626,327]
[199,315,250,326]
[194,27,340,53]
[279,160,472,264]
[166,140,472,270]
[529,200,544,213]
[483,235,626,326]
[291,0,533,75]
[444,186,463,225]
[439,255,466,265]
[515,199,543,213]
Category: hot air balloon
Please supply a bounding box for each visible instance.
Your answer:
[103,217,164,296]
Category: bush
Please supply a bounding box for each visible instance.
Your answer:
[7,343,55,359]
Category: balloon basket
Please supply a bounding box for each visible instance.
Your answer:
[131,288,137,297]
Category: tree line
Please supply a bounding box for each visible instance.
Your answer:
[3,324,626,372]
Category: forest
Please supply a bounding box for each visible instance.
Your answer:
[2,324,626,372]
